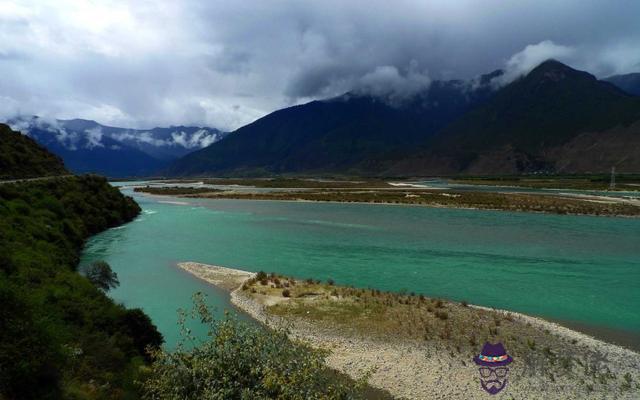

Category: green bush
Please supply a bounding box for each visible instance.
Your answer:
[143,293,366,400]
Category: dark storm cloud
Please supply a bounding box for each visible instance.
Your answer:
[1,1,639,130]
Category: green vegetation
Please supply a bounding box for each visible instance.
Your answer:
[0,175,162,399]
[178,188,640,217]
[81,260,120,292]
[201,178,391,188]
[143,293,381,400]
[241,273,635,393]
[133,185,221,195]
[0,123,68,179]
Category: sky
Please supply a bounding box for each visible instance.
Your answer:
[1,1,639,131]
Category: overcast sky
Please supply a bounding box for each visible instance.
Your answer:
[1,1,639,131]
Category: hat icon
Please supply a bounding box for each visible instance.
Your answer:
[474,342,513,367]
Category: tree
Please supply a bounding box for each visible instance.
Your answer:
[143,293,367,399]
[84,261,120,291]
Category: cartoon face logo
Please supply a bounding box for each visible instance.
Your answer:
[473,342,513,395]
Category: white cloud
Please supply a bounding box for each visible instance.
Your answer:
[84,127,104,148]
[111,131,169,147]
[494,41,576,86]
[354,61,431,104]
[171,129,218,149]
[0,1,639,130]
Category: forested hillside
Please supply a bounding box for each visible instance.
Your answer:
[0,123,68,179]
[0,176,162,399]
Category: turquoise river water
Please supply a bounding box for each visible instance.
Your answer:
[80,185,640,349]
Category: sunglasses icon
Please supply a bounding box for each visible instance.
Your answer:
[479,367,509,378]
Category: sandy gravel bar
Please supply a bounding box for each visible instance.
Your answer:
[177,262,255,291]
[177,261,640,400]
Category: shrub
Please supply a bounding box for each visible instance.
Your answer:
[282,289,291,297]
[435,310,449,320]
[260,278,268,286]
[527,339,536,350]
[256,271,267,281]
[327,278,335,286]
[143,293,366,399]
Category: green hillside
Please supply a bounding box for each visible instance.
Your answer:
[0,123,68,179]
[0,176,162,399]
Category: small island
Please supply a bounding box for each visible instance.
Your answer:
[133,178,640,217]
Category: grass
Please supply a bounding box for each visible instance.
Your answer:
[200,177,392,188]
[235,272,639,393]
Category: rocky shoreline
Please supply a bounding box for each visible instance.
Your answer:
[177,262,640,399]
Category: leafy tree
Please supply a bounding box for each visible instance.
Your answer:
[84,260,120,291]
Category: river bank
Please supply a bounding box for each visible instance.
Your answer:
[134,184,640,217]
[177,261,640,400]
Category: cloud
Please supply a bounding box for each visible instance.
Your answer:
[494,41,576,86]
[0,1,639,130]
[84,127,104,149]
[171,129,218,149]
[354,62,431,104]
[111,131,169,147]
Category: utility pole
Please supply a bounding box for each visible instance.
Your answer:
[609,166,616,190]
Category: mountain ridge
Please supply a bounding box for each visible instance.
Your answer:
[169,60,640,176]
[167,73,498,176]
[7,117,227,177]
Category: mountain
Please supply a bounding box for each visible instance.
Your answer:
[168,60,640,177]
[166,74,499,176]
[0,123,68,179]
[389,60,640,175]
[605,72,640,96]
[8,117,227,177]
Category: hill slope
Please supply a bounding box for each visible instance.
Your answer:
[167,76,497,176]
[388,60,640,175]
[605,72,640,96]
[0,123,68,179]
[0,176,163,399]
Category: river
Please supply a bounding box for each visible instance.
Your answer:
[80,183,640,350]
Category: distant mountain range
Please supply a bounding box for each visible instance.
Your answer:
[604,73,640,96]
[168,61,640,176]
[167,71,500,176]
[7,117,227,177]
